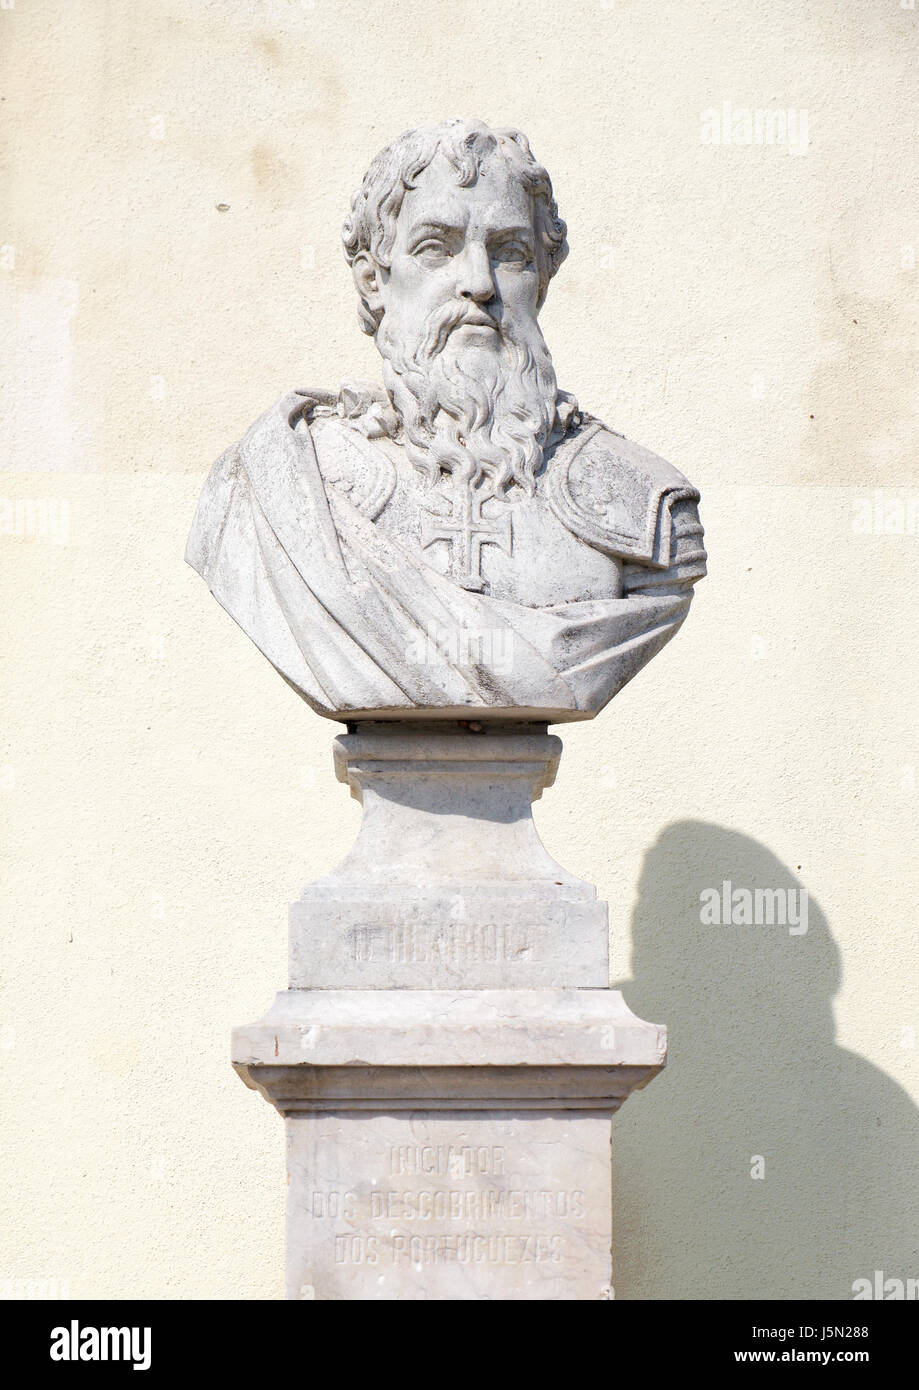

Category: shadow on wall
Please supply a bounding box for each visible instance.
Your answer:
[612,821,919,1301]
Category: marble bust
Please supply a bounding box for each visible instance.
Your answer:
[187,119,706,722]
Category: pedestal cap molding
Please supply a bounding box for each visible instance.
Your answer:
[232,988,666,1113]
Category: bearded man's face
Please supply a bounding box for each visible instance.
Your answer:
[370,152,559,493]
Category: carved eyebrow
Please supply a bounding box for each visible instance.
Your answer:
[490,226,535,241]
[406,220,464,240]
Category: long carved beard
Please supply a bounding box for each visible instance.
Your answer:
[378,302,559,495]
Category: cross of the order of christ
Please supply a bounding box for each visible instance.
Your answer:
[420,482,513,592]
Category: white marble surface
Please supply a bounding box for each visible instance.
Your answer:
[290,724,608,987]
[233,987,666,1072]
[187,119,705,724]
[285,1111,613,1301]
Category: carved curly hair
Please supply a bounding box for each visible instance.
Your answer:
[342,118,568,336]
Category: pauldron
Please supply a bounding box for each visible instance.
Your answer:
[543,419,706,574]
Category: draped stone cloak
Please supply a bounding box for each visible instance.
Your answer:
[186,391,706,723]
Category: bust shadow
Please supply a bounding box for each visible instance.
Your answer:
[611,821,919,1300]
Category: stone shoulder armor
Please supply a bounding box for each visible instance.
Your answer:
[543,418,706,575]
[300,400,396,522]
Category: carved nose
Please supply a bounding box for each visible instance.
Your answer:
[457,247,496,303]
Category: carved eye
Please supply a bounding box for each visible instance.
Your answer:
[413,239,452,263]
[493,242,532,266]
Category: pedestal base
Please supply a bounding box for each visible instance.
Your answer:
[233,987,664,1300]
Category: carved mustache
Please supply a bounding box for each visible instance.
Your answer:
[420,301,501,359]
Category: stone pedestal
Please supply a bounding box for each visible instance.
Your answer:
[233,723,666,1301]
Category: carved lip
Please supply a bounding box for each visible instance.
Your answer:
[453,309,499,333]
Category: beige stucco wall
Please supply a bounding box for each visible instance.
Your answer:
[2,0,917,1299]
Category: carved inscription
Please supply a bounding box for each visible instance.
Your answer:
[308,1143,587,1266]
[288,898,611,987]
[349,922,534,965]
[389,1143,506,1175]
[333,1231,566,1268]
[287,1113,611,1299]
